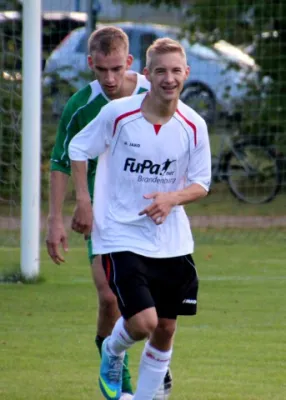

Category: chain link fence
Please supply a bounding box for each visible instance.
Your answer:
[0,0,285,268]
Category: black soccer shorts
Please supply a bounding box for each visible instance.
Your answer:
[101,251,198,320]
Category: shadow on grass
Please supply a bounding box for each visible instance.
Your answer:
[0,265,46,284]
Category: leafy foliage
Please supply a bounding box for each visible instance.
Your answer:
[0,77,59,201]
[120,0,286,149]
[0,79,22,200]
[118,0,180,7]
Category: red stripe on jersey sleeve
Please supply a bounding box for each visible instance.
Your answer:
[113,108,141,136]
[176,109,197,146]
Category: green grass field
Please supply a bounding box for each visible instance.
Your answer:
[0,188,286,227]
[1,235,285,400]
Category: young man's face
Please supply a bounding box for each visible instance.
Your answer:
[88,48,133,98]
[144,52,190,102]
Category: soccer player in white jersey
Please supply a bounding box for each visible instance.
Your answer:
[46,26,173,400]
[69,37,211,400]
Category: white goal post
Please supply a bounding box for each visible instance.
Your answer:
[20,0,42,279]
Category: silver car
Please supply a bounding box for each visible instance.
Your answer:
[44,22,262,123]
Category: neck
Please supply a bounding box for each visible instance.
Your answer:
[107,72,137,100]
[142,92,178,124]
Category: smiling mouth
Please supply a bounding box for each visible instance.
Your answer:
[162,86,177,91]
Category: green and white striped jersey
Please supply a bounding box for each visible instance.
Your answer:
[50,72,150,200]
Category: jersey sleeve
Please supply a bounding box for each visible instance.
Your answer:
[50,97,80,175]
[186,118,212,191]
[68,103,114,161]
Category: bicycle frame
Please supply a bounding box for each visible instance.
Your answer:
[211,130,256,182]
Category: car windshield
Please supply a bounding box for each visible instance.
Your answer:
[183,40,220,61]
[181,37,257,69]
[213,40,257,68]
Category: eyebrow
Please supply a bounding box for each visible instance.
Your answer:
[95,65,123,71]
[154,66,183,71]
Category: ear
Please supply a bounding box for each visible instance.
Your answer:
[143,66,151,82]
[185,65,190,80]
[87,55,94,70]
[126,54,134,69]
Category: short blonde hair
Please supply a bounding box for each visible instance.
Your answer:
[88,26,129,55]
[146,37,187,69]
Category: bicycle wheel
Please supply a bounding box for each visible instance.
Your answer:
[226,144,281,204]
[180,83,216,124]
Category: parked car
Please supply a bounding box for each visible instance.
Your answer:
[43,22,263,123]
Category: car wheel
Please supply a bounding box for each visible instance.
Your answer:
[180,83,216,124]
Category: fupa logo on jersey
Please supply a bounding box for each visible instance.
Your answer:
[123,157,176,184]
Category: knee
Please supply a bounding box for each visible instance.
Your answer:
[91,256,118,312]
[126,310,158,341]
[130,319,158,341]
[98,287,118,313]
[154,319,176,342]
[134,319,157,340]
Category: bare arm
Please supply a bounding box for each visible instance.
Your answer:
[70,160,93,237]
[68,103,115,236]
[46,171,69,264]
[48,170,69,218]
[46,91,88,264]
[139,183,208,224]
[170,183,208,205]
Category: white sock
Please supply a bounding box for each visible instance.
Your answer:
[133,341,172,400]
[107,317,136,356]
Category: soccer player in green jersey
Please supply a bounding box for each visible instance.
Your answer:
[46,26,172,400]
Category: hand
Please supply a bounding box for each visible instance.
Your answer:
[71,198,93,237]
[46,215,68,265]
[138,192,177,225]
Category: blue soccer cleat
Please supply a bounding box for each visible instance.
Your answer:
[99,337,125,400]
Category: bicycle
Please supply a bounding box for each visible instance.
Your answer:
[211,128,282,204]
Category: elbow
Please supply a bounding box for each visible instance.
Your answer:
[201,188,209,198]
[192,182,209,197]
[190,183,209,202]
[196,187,208,200]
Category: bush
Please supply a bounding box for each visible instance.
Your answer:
[0,78,22,201]
[0,77,60,203]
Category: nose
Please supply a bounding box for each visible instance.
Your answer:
[164,71,174,83]
[104,70,115,85]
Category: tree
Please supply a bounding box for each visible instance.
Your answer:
[120,0,286,147]
[118,0,180,6]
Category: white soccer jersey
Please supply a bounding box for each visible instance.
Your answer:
[69,92,211,258]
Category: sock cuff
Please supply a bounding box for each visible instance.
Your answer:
[118,317,135,345]
[144,341,173,367]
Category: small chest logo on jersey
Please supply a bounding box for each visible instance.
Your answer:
[123,157,176,184]
[124,141,140,148]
